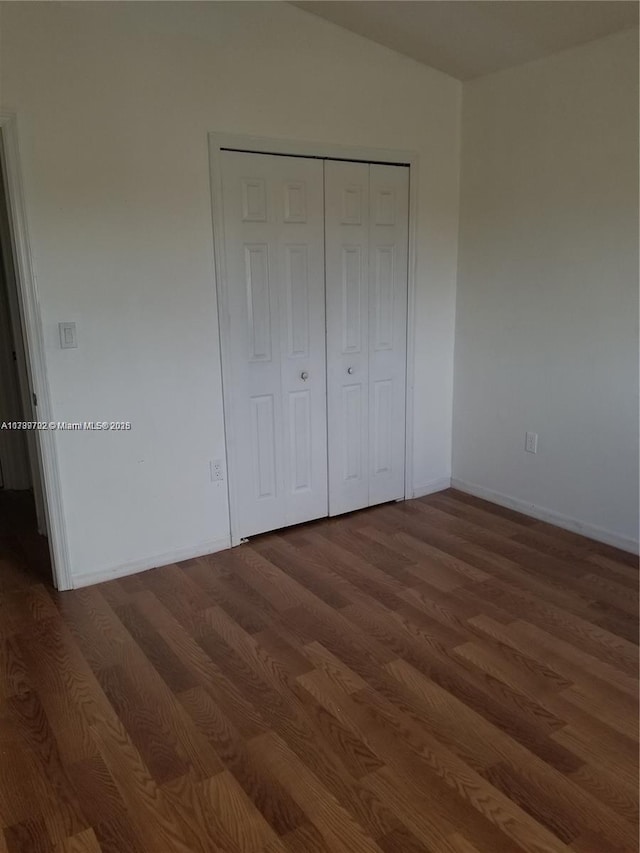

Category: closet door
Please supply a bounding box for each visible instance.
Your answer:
[220,151,327,540]
[325,160,370,515]
[368,163,409,506]
[325,160,409,515]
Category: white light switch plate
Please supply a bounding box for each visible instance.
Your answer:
[59,322,77,349]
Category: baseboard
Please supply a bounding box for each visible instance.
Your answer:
[71,536,232,589]
[450,478,639,555]
[412,477,452,499]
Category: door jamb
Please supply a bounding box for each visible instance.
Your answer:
[208,132,418,546]
[0,111,72,590]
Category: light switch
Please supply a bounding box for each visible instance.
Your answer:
[59,322,77,349]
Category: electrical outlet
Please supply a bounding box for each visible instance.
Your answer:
[525,432,538,454]
[210,459,225,482]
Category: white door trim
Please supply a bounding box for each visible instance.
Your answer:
[208,132,419,545]
[0,111,72,590]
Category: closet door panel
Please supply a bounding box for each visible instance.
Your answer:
[368,164,409,505]
[277,156,328,528]
[221,151,326,539]
[369,240,398,491]
[325,160,370,516]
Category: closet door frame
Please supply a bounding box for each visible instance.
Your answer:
[209,133,418,546]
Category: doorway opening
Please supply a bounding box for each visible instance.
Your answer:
[0,128,51,588]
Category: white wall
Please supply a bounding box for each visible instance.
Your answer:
[0,2,461,584]
[453,30,639,552]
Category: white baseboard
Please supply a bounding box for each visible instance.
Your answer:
[450,478,639,555]
[71,536,232,589]
[412,477,452,499]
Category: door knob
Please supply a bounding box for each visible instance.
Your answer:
[347,367,354,374]
[301,371,309,381]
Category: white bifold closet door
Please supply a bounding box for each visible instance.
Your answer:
[219,150,408,540]
[220,151,328,540]
[325,160,409,516]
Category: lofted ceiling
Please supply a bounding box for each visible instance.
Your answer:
[291,1,639,80]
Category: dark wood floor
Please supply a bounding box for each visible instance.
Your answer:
[0,489,638,852]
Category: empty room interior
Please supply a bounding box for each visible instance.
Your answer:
[0,1,638,851]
